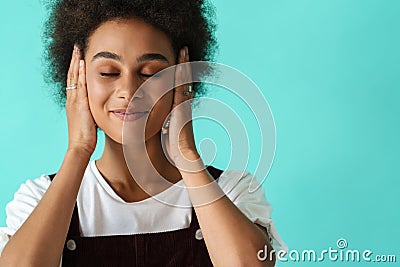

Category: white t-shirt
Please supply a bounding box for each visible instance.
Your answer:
[0,160,287,258]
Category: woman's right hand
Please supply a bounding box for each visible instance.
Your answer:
[66,44,97,156]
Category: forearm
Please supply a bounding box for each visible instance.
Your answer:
[180,152,274,267]
[0,149,90,267]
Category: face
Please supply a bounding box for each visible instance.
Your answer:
[84,18,177,144]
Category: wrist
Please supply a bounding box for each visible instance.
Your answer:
[176,150,205,174]
[66,146,93,160]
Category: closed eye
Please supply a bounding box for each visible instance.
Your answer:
[99,72,161,78]
[100,73,120,77]
[140,73,161,78]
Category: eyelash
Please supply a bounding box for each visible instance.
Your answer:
[100,73,119,77]
[99,73,159,78]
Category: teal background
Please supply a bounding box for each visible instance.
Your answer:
[1,0,399,265]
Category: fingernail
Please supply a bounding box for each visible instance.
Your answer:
[181,48,185,59]
[80,60,84,68]
[185,47,189,58]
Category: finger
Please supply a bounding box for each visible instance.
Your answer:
[173,47,193,109]
[72,46,81,85]
[77,59,87,99]
[66,45,79,100]
[182,47,193,101]
[183,46,193,86]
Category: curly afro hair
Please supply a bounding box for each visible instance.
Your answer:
[42,0,218,108]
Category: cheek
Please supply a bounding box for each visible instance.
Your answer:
[146,91,173,134]
[87,69,108,106]
[86,78,109,123]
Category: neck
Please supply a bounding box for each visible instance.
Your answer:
[96,131,182,194]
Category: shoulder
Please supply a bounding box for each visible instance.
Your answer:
[0,175,51,256]
[216,169,264,200]
[215,168,288,253]
[213,168,273,214]
[4,174,51,235]
[217,169,272,217]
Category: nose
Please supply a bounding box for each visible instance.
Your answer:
[115,75,144,100]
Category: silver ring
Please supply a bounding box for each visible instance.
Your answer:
[66,83,78,90]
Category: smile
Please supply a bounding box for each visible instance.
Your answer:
[111,111,149,121]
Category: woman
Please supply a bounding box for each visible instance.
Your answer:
[0,0,285,266]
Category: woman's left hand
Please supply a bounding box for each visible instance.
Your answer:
[164,47,202,171]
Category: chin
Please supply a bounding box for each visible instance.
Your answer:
[97,122,122,144]
[105,131,123,145]
[99,114,162,145]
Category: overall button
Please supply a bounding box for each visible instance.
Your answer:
[195,229,203,240]
[66,239,76,251]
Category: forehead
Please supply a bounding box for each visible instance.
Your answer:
[85,18,175,61]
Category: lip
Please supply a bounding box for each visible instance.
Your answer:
[111,110,149,121]
[111,108,148,113]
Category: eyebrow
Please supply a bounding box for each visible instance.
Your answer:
[92,51,169,64]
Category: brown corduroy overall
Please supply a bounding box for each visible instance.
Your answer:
[49,166,223,267]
